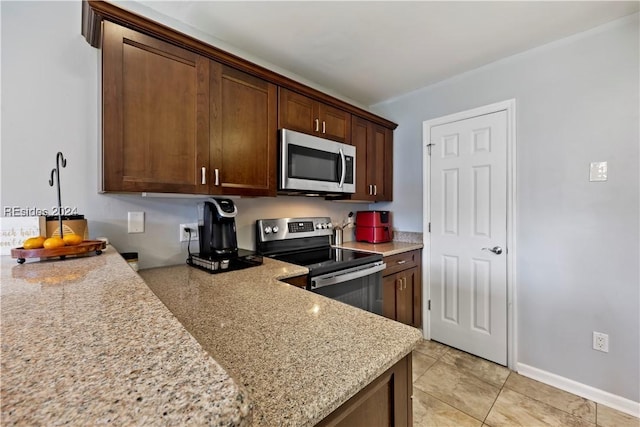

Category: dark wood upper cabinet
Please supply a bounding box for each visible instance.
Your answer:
[210,64,277,197]
[351,116,393,202]
[279,88,351,144]
[102,21,210,193]
[86,1,396,197]
[101,22,277,196]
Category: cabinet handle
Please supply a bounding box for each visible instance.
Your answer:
[369,184,373,195]
[214,168,220,186]
[322,121,326,134]
[397,278,402,290]
[373,185,377,196]
[201,167,206,185]
[314,118,320,132]
[397,260,407,265]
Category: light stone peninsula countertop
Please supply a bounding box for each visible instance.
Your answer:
[1,248,250,426]
[1,246,421,427]
[336,240,423,257]
[141,258,422,426]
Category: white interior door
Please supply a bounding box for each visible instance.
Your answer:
[429,110,508,365]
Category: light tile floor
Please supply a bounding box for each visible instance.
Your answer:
[412,340,639,427]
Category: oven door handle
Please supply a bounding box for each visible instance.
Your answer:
[311,262,386,289]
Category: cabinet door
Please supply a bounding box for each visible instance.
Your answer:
[371,124,393,201]
[396,268,417,326]
[319,103,351,143]
[279,88,351,143]
[278,88,317,135]
[350,116,394,202]
[382,273,398,320]
[102,21,210,193]
[351,116,375,201]
[211,64,277,196]
[383,255,422,328]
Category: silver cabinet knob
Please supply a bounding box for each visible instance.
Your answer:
[482,246,503,255]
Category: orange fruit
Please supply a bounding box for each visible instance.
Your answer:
[62,234,83,246]
[43,237,65,249]
[23,236,46,249]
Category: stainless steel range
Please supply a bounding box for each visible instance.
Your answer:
[256,217,386,315]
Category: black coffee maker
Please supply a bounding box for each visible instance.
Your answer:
[198,198,238,257]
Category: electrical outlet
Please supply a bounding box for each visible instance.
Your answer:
[593,331,609,353]
[179,223,199,242]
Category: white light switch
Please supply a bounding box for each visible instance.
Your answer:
[589,161,607,182]
[128,211,145,233]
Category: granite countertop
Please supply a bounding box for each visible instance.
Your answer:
[336,240,423,257]
[141,259,422,427]
[1,248,250,426]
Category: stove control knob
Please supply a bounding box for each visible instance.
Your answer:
[316,223,323,229]
[264,226,272,234]
[272,226,279,233]
[327,223,333,229]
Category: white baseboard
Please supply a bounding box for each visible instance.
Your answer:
[517,363,640,419]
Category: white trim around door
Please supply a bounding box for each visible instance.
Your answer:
[422,99,517,370]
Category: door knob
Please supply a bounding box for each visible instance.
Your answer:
[482,246,503,255]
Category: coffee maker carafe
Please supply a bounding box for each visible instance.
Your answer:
[198,198,238,257]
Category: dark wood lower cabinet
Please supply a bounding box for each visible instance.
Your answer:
[382,250,422,328]
[316,354,412,427]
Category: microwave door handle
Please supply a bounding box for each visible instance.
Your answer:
[338,148,346,188]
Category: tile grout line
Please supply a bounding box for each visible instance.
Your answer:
[500,385,600,426]
[413,343,505,426]
[417,388,487,425]
[481,371,512,426]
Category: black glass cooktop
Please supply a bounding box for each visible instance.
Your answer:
[270,247,382,277]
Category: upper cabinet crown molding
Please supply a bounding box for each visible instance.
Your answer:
[81,0,398,130]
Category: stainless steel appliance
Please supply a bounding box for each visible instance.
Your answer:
[187,198,262,273]
[256,217,385,314]
[279,129,356,194]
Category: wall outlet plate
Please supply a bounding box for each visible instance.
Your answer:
[180,223,199,242]
[593,331,609,353]
[589,161,608,182]
[128,211,144,233]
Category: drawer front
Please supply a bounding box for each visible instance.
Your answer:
[383,250,420,276]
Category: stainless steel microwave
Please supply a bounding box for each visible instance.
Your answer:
[279,129,355,194]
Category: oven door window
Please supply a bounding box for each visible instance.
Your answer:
[288,144,341,183]
[312,272,383,315]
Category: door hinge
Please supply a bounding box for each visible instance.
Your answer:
[428,300,431,310]
[426,143,435,156]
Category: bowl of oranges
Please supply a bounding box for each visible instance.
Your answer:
[12,234,106,264]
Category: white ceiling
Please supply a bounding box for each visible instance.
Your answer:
[134,1,639,106]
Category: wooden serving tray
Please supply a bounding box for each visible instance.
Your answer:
[11,240,107,264]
